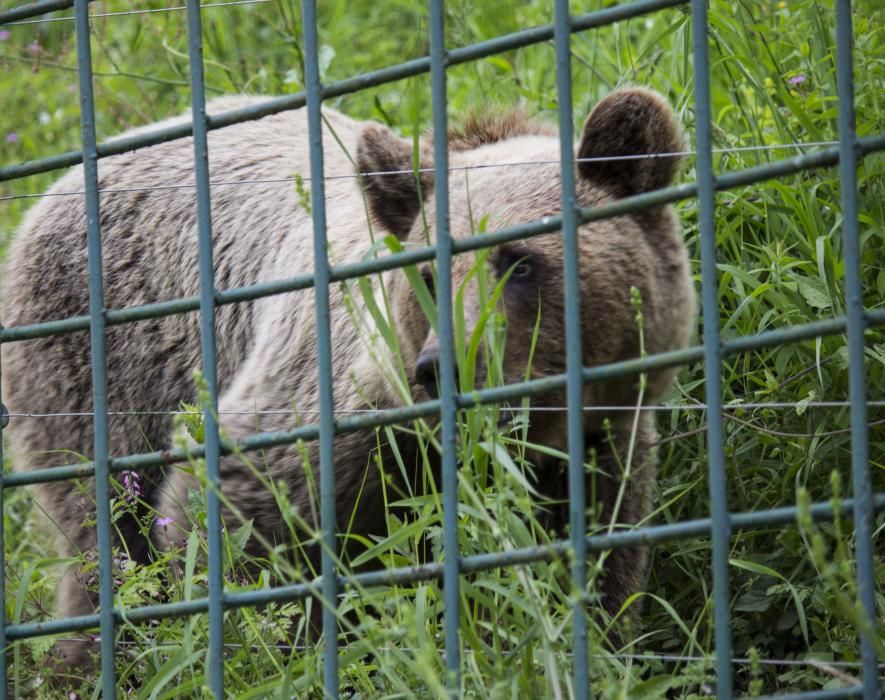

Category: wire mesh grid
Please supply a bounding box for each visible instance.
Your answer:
[0,0,882,698]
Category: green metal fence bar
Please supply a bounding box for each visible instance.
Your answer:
[301,1,340,695]
[73,0,116,694]
[428,1,462,693]
[0,0,81,24]
[691,1,733,696]
[4,133,883,347]
[3,129,882,218]
[183,0,225,695]
[5,305,885,490]
[0,0,688,182]
[834,3,878,698]
[0,363,6,700]
[6,493,883,642]
[553,1,589,696]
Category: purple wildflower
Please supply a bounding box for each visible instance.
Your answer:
[6,133,18,144]
[0,30,10,41]
[27,40,40,54]
[121,470,142,501]
[789,74,806,85]
[154,516,174,528]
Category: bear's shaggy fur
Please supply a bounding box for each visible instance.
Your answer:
[1,87,695,669]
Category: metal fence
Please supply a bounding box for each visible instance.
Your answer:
[0,0,882,698]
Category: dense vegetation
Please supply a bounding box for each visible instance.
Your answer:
[1,0,883,697]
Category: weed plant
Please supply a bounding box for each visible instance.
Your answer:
[1,0,883,697]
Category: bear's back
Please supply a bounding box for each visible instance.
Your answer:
[0,100,371,470]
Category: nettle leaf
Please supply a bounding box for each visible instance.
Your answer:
[735,589,772,612]
[832,346,850,369]
[179,401,205,444]
[229,520,254,555]
[796,276,832,309]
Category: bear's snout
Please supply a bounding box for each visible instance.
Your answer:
[414,344,462,400]
[415,345,441,399]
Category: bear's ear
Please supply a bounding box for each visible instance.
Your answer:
[356,124,433,239]
[577,87,684,197]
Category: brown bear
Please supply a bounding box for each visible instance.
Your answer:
[0,87,695,671]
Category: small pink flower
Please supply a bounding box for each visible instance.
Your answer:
[26,41,40,54]
[789,74,806,84]
[0,30,10,41]
[154,516,174,528]
[6,133,18,143]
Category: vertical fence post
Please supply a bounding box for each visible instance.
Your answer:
[552,1,589,697]
[301,1,339,697]
[184,1,225,696]
[73,0,117,694]
[428,1,462,695]
[834,3,878,698]
[690,0,733,697]
[0,390,7,700]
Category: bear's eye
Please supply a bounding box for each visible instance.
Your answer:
[420,264,436,301]
[511,260,533,279]
[494,250,535,282]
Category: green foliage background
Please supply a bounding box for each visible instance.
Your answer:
[0,0,883,697]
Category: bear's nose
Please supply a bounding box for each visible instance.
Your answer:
[415,347,459,400]
[415,348,441,399]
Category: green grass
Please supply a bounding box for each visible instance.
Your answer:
[1,0,884,697]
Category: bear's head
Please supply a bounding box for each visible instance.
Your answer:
[356,88,695,455]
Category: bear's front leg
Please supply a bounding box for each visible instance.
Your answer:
[531,410,658,637]
[37,478,104,684]
[587,411,658,632]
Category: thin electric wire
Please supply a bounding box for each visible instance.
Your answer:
[0,141,840,203]
[42,637,884,671]
[5,0,272,26]
[5,400,884,419]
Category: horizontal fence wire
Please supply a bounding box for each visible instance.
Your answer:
[6,400,885,418]
[4,492,884,642]
[27,640,885,671]
[0,141,852,204]
[752,688,864,700]
[3,0,270,25]
[1,0,882,698]
[0,0,85,25]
